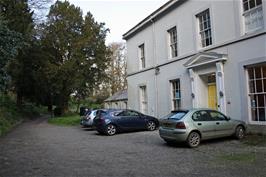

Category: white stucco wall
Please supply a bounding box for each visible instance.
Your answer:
[125,0,266,124]
[104,101,128,109]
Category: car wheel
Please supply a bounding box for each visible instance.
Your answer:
[235,125,245,140]
[106,124,116,136]
[187,131,201,148]
[146,121,156,131]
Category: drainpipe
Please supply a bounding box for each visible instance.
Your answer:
[151,18,159,118]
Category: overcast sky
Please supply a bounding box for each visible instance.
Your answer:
[68,0,168,44]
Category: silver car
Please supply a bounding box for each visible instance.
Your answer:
[159,109,246,148]
[80,110,97,127]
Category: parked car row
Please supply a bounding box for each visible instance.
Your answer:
[80,109,159,135]
[80,108,247,148]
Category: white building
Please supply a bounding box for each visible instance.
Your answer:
[123,0,266,132]
[104,90,128,109]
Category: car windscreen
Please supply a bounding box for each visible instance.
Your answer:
[162,111,188,120]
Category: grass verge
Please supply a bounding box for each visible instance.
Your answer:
[48,115,80,126]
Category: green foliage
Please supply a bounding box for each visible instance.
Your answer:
[0,18,23,91]
[0,0,33,35]
[0,0,34,106]
[48,115,80,126]
[0,0,110,115]
[69,96,103,113]
[40,1,110,113]
[0,94,45,136]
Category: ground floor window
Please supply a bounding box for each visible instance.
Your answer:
[247,64,266,122]
[139,85,148,114]
[170,79,181,110]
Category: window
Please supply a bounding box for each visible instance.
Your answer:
[139,44,145,69]
[140,85,148,114]
[162,111,188,120]
[168,27,178,58]
[171,79,181,110]
[196,9,212,47]
[208,111,227,121]
[243,0,264,33]
[117,110,139,117]
[192,110,211,121]
[247,65,266,122]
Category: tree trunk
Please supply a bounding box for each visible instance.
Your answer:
[16,90,23,107]
[48,104,52,112]
[76,98,81,113]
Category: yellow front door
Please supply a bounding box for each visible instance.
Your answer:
[208,84,217,110]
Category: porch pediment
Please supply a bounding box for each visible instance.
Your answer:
[184,52,227,68]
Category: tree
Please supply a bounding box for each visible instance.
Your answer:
[41,1,110,113]
[1,0,35,106]
[0,18,23,92]
[106,42,127,95]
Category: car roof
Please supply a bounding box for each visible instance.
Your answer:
[171,108,220,113]
[171,109,189,112]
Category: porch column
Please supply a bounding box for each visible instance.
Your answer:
[216,62,226,114]
[189,69,198,108]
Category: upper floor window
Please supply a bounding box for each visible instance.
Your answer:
[139,44,145,69]
[171,79,181,110]
[196,9,212,48]
[243,0,264,33]
[168,26,178,58]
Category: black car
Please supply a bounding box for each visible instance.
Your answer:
[93,109,159,135]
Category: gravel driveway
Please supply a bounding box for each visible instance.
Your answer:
[0,117,265,177]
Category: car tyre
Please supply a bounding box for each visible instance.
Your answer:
[187,131,201,148]
[106,124,116,136]
[146,121,156,131]
[235,125,245,140]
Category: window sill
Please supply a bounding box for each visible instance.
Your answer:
[197,44,214,52]
[243,27,265,36]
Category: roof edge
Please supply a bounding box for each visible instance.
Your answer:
[123,0,183,40]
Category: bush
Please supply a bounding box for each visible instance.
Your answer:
[0,94,46,136]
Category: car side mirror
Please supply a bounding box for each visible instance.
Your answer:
[226,116,231,121]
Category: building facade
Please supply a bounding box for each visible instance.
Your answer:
[104,90,128,109]
[123,0,266,130]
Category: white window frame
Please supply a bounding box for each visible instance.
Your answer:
[138,44,145,69]
[170,79,181,110]
[247,65,266,124]
[196,9,212,48]
[168,26,178,58]
[242,0,264,33]
[139,85,148,114]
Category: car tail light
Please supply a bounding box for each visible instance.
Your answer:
[100,118,105,123]
[176,122,186,129]
[98,116,105,123]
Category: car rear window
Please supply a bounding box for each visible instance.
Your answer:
[95,110,108,117]
[163,111,188,120]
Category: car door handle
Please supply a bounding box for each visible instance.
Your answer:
[216,122,220,125]
[198,123,202,126]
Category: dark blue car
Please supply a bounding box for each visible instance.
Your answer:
[93,109,159,136]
